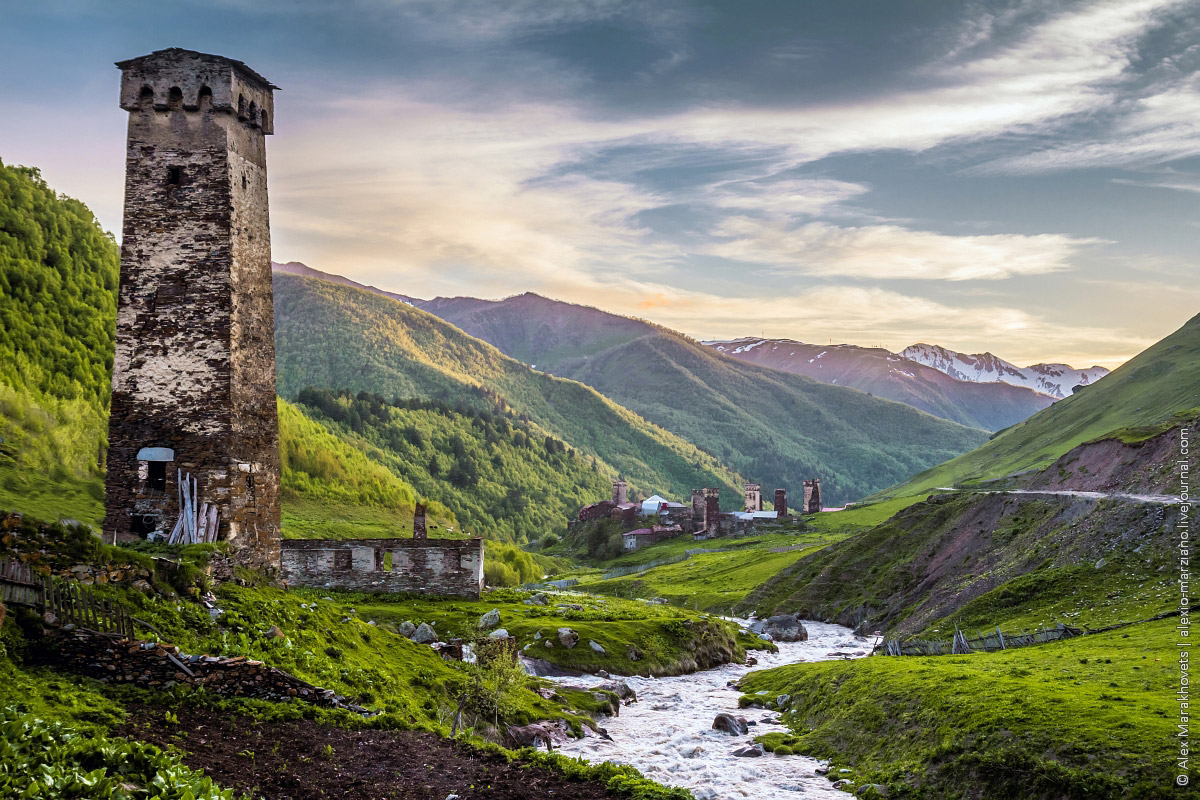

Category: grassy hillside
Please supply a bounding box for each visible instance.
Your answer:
[292,388,611,543]
[274,273,746,505]
[880,311,1200,497]
[728,412,1187,798]
[0,161,118,524]
[740,618,1177,799]
[417,292,989,505]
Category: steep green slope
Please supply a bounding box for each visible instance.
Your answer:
[0,161,118,524]
[880,311,1200,497]
[278,398,458,539]
[273,273,745,504]
[417,292,989,505]
[292,388,611,542]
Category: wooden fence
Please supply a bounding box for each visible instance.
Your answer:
[0,555,135,638]
[878,622,1084,657]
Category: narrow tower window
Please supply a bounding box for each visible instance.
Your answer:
[147,461,167,492]
[166,166,182,185]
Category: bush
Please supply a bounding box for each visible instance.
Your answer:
[484,561,520,587]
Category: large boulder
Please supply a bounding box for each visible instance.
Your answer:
[760,614,808,642]
[589,640,606,655]
[478,609,501,630]
[411,623,438,644]
[712,713,749,736]
[488,628,510,639]
[557,627,579,649]
[398,620,417,638]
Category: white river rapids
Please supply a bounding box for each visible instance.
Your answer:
[547,621,870,799]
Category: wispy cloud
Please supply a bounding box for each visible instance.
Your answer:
[706,219,1103,281]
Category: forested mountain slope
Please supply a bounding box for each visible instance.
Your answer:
[0,161,118,522]
[273,273,746,506]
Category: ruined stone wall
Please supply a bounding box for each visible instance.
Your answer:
[413,503,427,539]
[105,50,280,568]
[281,538,484,598]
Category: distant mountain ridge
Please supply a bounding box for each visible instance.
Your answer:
[272,261,420,306]
[703,338,1055,431]
[882,311,1200,498]
[901,343,1108,399]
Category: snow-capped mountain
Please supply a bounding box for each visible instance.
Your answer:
[703,338,1055,431]
[901,343,1109,399]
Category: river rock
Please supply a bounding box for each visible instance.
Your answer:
[589,640,606,654]
[488,628,510,639]
[398,620,417,638]
[265,625,284,639]
[627,645,641,661]
[533,630,542,640]
[412,623,437,644]
[711,712,749,735]
[856,784,889,797]
[478,609,501,629]
[761,614,809,642]
[597,680,637,704]
[733,744,765,757]
[557,627,579,649]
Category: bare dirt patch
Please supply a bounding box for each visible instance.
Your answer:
[117,705,624,799]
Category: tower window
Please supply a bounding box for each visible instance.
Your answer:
[167,166,182,185]
[147,460,167,492]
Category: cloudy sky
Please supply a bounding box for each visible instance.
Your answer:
[3,0,1199,368]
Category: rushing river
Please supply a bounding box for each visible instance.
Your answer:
[548,621,870,800]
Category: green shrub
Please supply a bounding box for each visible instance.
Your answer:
[0,706,239,799]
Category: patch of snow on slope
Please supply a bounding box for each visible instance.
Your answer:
[901,344,1109,399]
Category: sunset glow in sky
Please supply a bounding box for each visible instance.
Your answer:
[3,0,1199,368]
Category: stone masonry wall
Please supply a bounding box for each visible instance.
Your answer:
[281,538,484,598]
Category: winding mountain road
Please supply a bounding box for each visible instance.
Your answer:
[935,488,1181,505]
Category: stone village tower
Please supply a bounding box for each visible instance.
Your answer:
[103,49,281,568]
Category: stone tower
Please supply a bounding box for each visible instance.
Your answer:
[704,488,720,534]
[803,479,822,514]
[743,483,762,513]
[612,479,628,505]
[104,49,281,568]
[774,488,788,518]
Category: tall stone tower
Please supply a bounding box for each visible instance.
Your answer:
[743,483,762,513]
[104,49,281,568]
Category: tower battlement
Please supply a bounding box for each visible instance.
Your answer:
[116,48,277,132]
